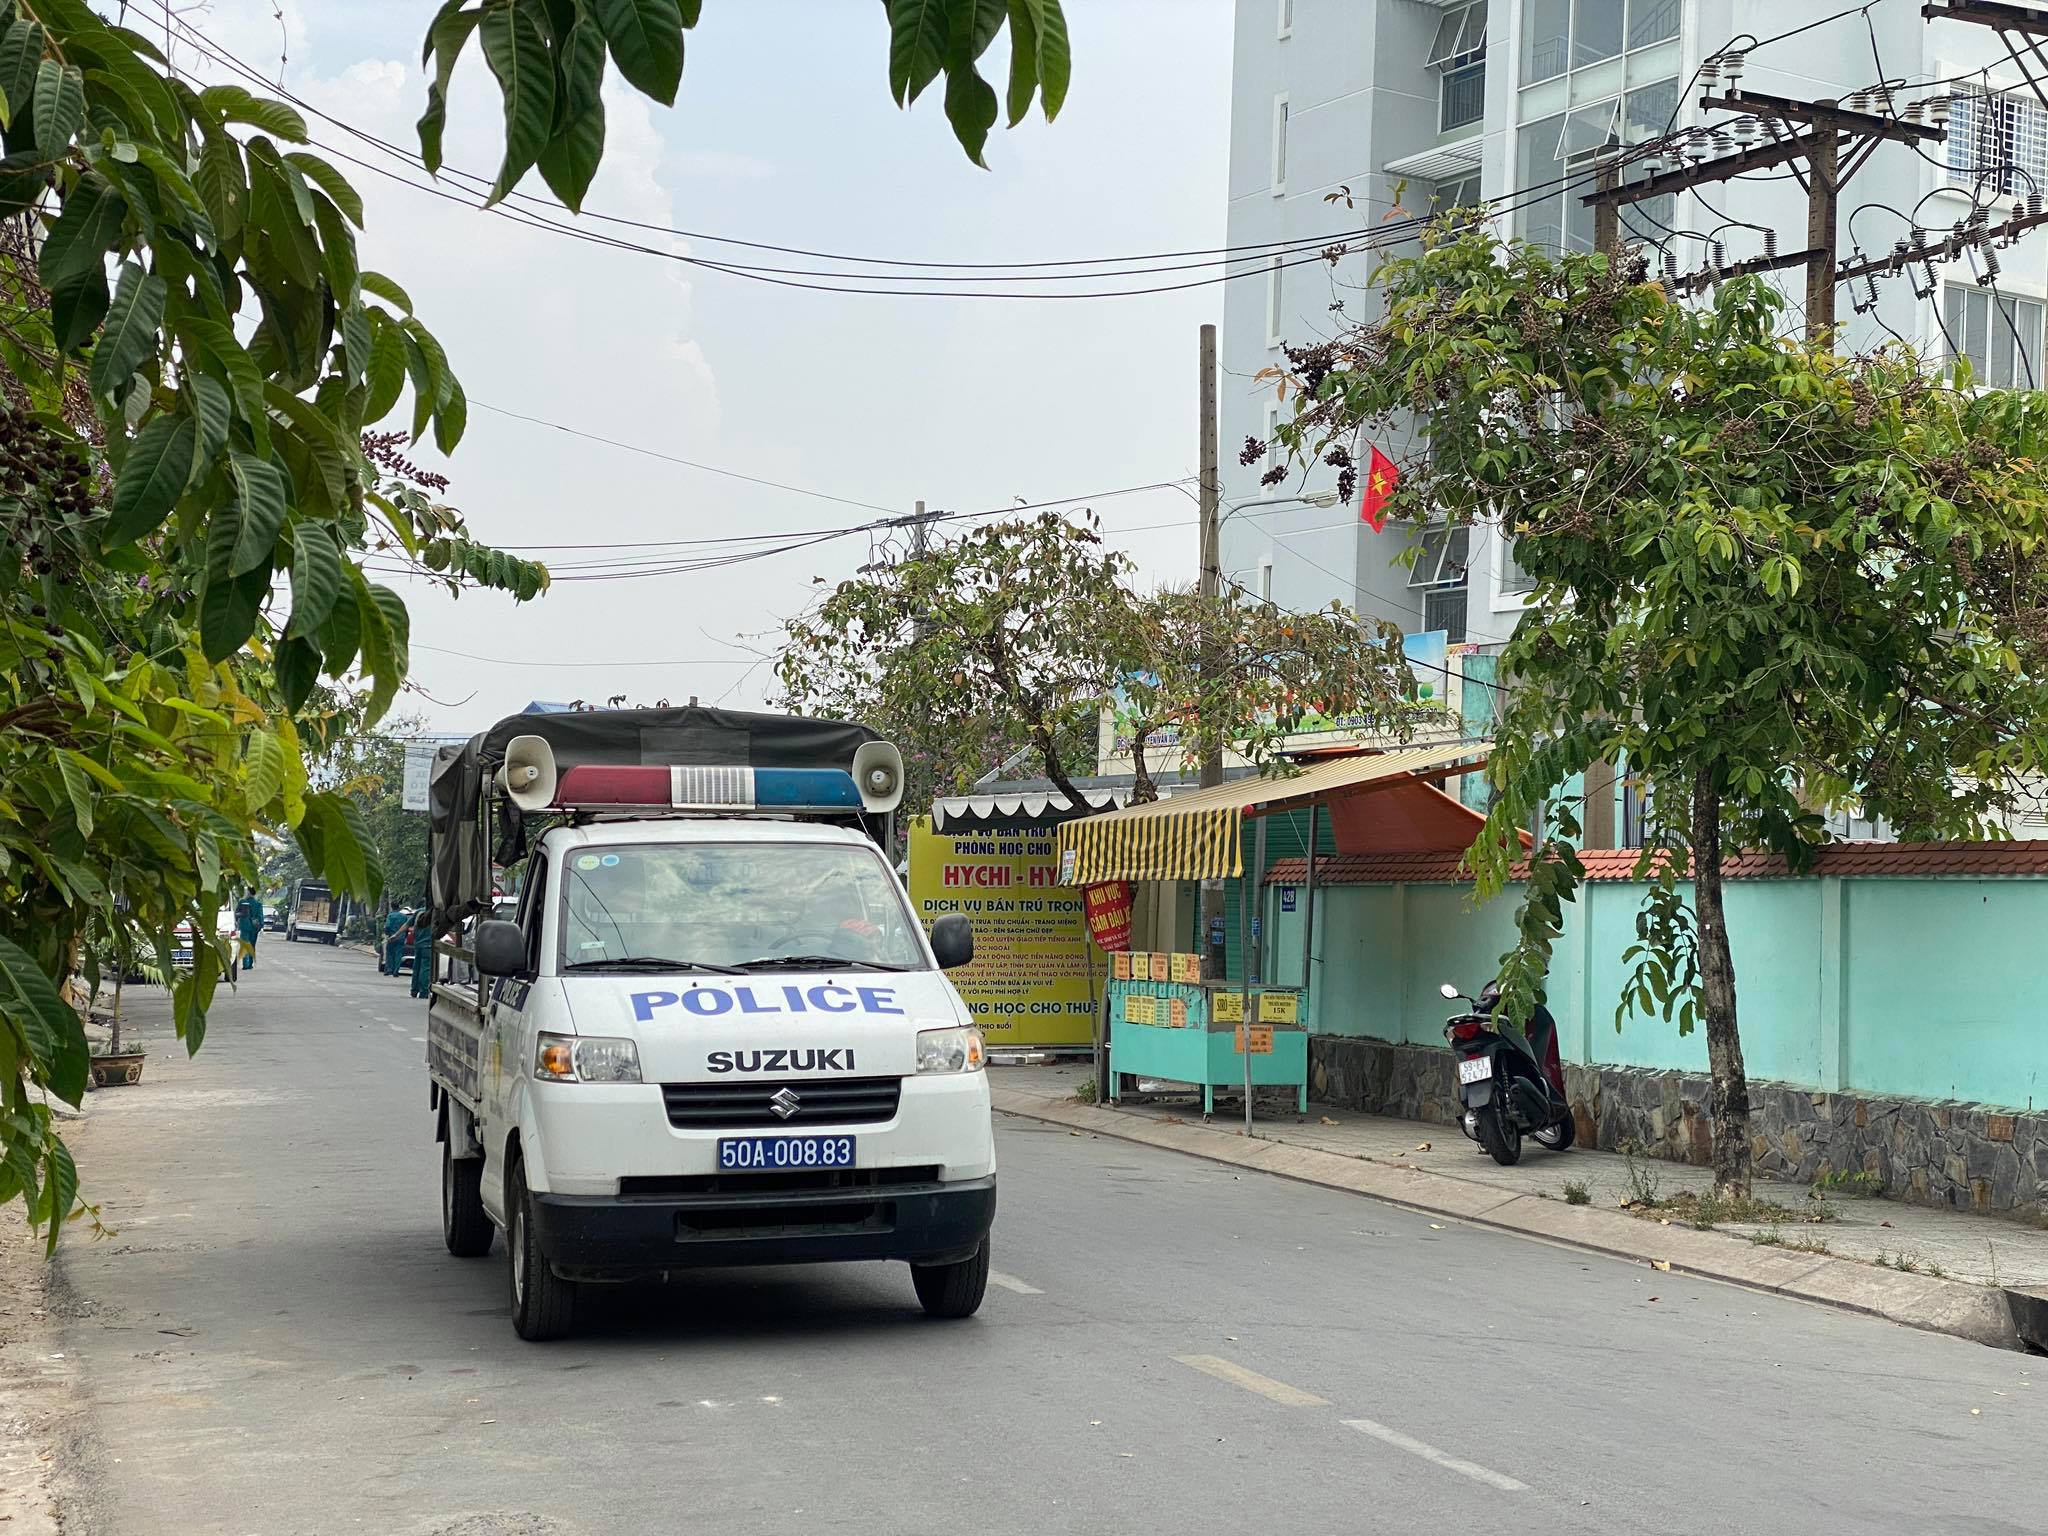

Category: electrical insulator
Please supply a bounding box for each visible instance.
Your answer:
[1722,51,1747,83]
[1910,224,1928,252]
[1864,275,1880,308]
[1699,55,1722,86]
[1662,249,1679,283]
[1982,246,2002,283]
[1903,100,1924,125]
[1928,95,1951,129]
[1711,239,1728,270]
[1764,228,1778,259]
[2029,191,2045,219]
[1730,116,1757,145]
[1709,128,1734,157]
[1845,89,1870,114]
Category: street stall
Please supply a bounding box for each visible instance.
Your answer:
[1054,742,1492,1126]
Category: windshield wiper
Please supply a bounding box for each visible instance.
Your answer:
[563,957,742,974]
[731,954,911,972]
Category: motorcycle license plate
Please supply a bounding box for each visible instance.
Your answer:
[718,1135,855,1172]
[1457,1056,1492,1084]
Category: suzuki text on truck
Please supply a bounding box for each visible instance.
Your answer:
[421,706,994,1340]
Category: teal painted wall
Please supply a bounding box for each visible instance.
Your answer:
[1271,871,2048,1114]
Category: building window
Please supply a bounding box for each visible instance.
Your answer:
[1277,0,1292,41]
[1408,524,1470,588]
[1266,255,1285,346]
[1430,173,1483,215]
[1944,283,2044,388]
[1523,0,1675,85]
[1500,536,1537,595]
[1271,94,1289,194]
[1257,557,1274,604]
[1517,72,1678,252]
[1947,87,2048,200]
[1263,400,1283,473]
[1423,587,1468,642]
[1429,2,1488,134]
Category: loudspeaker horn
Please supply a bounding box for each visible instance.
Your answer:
[851,740,905,815]
[495,734,558,812]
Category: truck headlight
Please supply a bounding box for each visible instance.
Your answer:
[915,1025,985,1074]
[535,1032,642,1083]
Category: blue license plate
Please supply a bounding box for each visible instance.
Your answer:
[718,1134,856,1172]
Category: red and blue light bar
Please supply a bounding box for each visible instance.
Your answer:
[552,764,863,813]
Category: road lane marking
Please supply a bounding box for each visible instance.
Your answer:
[1341,1419,1528,1491]
[988,1270,1042,1295]
[1173,1355,1328,1406]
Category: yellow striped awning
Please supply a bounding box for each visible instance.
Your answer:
[1054,741,1488,887]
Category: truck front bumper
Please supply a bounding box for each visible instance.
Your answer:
[529,1174,996,1278]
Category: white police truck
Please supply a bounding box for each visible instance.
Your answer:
[422,707,993,1340]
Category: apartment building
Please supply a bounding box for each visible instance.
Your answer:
[1219,0,2048,662]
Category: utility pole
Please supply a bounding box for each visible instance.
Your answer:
[1584,168,1621,852]
[1196,323,1226,978]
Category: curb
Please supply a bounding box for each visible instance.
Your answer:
[993,1089,2028,1353]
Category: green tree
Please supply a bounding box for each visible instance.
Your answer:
[1272,227,2048,1195]
[776,514,1417,812]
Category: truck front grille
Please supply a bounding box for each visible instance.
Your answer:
[660,1076,902,1129]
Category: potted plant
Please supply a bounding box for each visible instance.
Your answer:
[86,929,149,1089]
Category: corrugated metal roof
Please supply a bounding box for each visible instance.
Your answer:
[1055,742,1488,885]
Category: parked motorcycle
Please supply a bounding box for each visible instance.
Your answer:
[1439,980,1575,1166]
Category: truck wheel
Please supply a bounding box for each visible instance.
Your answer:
[911,1236,990,1319]
[441,1138,494,1258]
[508,1158,575,1341]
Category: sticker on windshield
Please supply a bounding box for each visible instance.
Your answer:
[575,854,600,871]
[600,854,620,867]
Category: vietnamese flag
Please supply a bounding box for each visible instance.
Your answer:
[1358,444,1398,531]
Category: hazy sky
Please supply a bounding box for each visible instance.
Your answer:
[173,0,1235,733]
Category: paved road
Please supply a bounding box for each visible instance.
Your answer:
[41,941,2043,1535]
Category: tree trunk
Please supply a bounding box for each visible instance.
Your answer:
[1035,729,1088,813]
[1691,768,1752,1198]
[1129,732,1158,805]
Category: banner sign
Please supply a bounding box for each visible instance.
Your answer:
[907,818,1095,1047]
[1083,881,1135,951]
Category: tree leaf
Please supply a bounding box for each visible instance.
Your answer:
[227,451,291,576]
[317,578,362,673]
[199,84,308,142]
[538,11,606,211]
[339,299,373,387]
[949,0,1005,63]
[591,0,684,106]
[417,1,484,173]
[310,190,358,303]
[287,522,343,638]
[283,149,364,227]
[104,411,195,547]
[53,751,93,838]
[0,932,89,1109]
[31,58,83,158]
[194,131,246,242]
[177,316,268,450]
[173,925,219,1055]
[434,373,468,455]
[360,270,414,314]
[887,0,948,105]
[199,507,268,663]
[1004,0,1038,125]
[275,633,321,714]
[87,261,164,401]
[38,172,128,290]
[942,58,998,167]
[245,728,287,813]
[0,20,45,132]
[1033,0,1069,118]
[364,312,407,423]
[39,1139,77,1255]
[479,0,555,202]
[48,266,108,356]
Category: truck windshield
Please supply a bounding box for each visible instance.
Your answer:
[558,842,927,973]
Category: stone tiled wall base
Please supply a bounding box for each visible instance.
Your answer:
[1309,1034,2048,1220]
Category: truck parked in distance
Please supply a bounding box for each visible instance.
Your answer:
[285,879,341,945]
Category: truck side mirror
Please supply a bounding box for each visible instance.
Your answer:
[930,913,974,971]
[475,918,527,977]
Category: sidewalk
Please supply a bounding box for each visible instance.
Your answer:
[992,1062,2048,1350]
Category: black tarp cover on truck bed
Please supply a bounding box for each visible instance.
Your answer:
[427,705,880,936]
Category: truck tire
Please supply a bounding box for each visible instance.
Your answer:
[441,1137,494,1258]
[508,1158,575,1341]
[911,1236,990,1319]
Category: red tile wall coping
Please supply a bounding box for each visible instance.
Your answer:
[1263,840,2048,886]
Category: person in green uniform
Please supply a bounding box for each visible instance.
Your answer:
[234,892,264,972]
[382,905,408,975]
[410,912,434,999]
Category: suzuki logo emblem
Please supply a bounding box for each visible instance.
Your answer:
[768,1087,802,1120]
